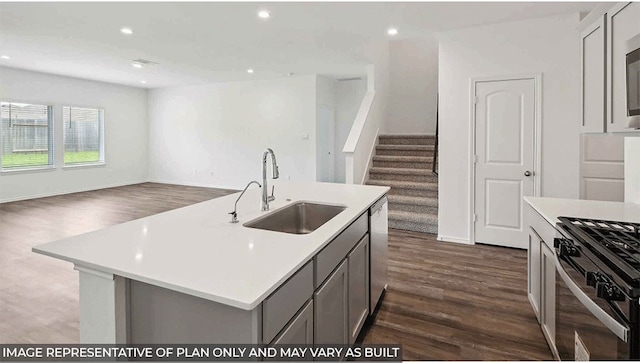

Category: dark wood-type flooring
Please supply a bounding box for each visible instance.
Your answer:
[0,183,236,344]
[0,183,552,360]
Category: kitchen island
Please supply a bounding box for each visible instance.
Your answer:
[33,182,389,345]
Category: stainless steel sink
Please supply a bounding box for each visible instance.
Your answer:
[244,201,346,234]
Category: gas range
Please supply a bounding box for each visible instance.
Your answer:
[554,216,640,360]
[558,217,640,296]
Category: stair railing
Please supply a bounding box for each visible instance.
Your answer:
[432,93,439,176]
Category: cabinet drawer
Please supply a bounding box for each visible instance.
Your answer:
[262,261,313,343]
[315,212,368,287]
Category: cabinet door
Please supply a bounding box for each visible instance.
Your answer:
[314,259,348,344]
[580,15,606,133]
[541,242,556,353]
[271,300,313,345]
[527,228,542,322]
[348,235,369,344]
[606,2,640,132]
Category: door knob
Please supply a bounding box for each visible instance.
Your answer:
[524,170,532,177]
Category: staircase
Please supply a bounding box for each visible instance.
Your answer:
[366,134,438,234]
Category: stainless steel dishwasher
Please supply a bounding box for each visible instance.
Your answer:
[369,195,388,314]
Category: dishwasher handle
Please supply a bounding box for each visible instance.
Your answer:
[371,196,387,215]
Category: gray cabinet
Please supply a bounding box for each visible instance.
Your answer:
[348,235,369,344]
[580,15,606,133]
[314,259,348,344]
[271,300,313,345]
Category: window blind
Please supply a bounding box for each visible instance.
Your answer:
[0,102,54,170]
[63,106,104,165]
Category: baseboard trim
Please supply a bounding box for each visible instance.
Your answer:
[437,235,473,245]
[0,180,146,204]
[147,178,239,192]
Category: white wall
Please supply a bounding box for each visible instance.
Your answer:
[147,75,317,190]
[315,75,336,182]
[0,67,148,203]
[344,41,391,185]
[438,13,581,242]
[335,78,367,183]
[387,36,439,134]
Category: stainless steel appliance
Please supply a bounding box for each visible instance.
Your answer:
[554,217,640,360]
[369,196,388,313]
[626,33,640,128]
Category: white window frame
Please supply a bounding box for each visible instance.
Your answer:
[62,105,105,168]
[0,100,55,173]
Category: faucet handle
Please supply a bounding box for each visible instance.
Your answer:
[229,211,238,223]
[267,185,275,202]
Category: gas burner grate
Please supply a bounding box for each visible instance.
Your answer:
[559,217,640,283]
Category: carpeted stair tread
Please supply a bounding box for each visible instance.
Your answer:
[376,144,435,151]
[366,179,438,191]
[373,155,432,162]
[379,134,435,139]
[389,209,438,223]
[378,134,436,146]
[369,167,437,177]
[388,210,438,234]
[387,194,438,207]
[375,145,435,157]
[369,167,438,182]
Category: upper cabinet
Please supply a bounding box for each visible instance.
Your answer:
[580,2,640,133]
[607,2,640,132]
[580,16,606,133]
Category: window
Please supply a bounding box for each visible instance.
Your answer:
[63,106,104,165]
[0,102,54,170]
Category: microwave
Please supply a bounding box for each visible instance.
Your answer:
[627,33,640,128]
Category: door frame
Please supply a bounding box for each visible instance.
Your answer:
[468,74,543,245]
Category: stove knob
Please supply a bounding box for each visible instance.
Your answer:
[586,271,599,287]
[556,240,580,257]
[596,283,625,301]
[553,238,562,248]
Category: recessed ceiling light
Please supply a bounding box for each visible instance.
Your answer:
[0,55,9,60]
[258,10,270,19]
[132,62,143,69]
[121,27,133,35]
[387,28,398,36]
[140,80,147,84]
[247,69,254,74]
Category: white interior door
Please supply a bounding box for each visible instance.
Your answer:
[474,78,536,249]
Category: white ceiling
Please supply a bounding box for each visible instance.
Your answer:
[0,2,599,89]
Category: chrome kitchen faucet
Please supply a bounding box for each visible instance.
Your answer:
[262,148,279,211]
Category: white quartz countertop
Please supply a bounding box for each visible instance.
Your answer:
[524,196,640,226]
[33,182,389,310]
